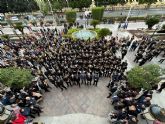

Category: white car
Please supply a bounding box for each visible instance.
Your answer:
[10,16,19,21]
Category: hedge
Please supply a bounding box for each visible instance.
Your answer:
[65,10,76,24]
[92,7,104,21]
[102,16,146,22]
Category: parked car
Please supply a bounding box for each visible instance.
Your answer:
[24,15,36,21]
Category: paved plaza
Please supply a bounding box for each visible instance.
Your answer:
[39,77,112,117]
[1,20,165,123]
[35,47,165,124]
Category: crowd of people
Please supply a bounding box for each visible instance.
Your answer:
[106,35,165,124]
[0,25,165,124]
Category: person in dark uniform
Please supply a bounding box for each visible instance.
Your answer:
[86,71,92,85]
[121,48,127,59]
[64,74,72,87]
[56,76,67,91]
[75,72,81,87]
[93,72,99,86]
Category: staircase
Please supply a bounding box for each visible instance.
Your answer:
[34,113,109,124]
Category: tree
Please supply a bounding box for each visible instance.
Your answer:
[92,7,104,21]
[65,10,76,24]
[161,24,165,30]
[98,28,112,38]
[90,20,100,29]
[0,0,8,14]
[13,22,25,35]
[145,17,159,30]
[0,34,10,40]
[138,0,157,5]
[69,0,91,10]
[35,0,49,15]
[0,67,33,88]
[127,64,163,90]
[0,0,39,13]
[52,0,63,12]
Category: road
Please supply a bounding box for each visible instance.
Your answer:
[44,8,165,21]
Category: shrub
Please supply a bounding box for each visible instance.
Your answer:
[127,64,163,90]
[13,23,24,34]
[0,34,10,40]
[161,24,165,30]
[67,28,80,35]
[0,67,33,88]
[90,20,100,29]
[98,28,112,38]
[145,17,159,30]
[89,28,100,34]
[0,21,8,26]
[92,7,104,21]
[65,10,76,24]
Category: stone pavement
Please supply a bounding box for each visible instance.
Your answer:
[1,22,165,123]
[39,78,112,117]
[34,113,110,124]
[33,22,165,124]
[35,49,165,124]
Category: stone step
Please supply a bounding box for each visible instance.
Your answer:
[34,113,109,124]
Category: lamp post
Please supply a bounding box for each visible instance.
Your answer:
[47,0,57,26]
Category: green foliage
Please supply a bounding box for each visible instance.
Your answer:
[89,28,100,34]
[103,16,146,22]
[0,0,39,13]
[138,0,157,5]
[98,28,112,38]
[0,67,33,88]
[127,64,162,90]
[52,0,63,12]
[0,21,8,26]
[67,28,80,35]
[0,34,9,40]
[90,20,100,29]
[162,24,165,30]
[13,22,24,34]
[145,17,159,29]
[35,0,49,15]
[92,7,104,21]
[65,10,76,24]
[69,0,91,10]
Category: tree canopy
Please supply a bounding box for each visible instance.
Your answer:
[0,0,39,13]
[127,64,164,90]
[65,10,76,24]
[0,0,160,14]
[0,67,33,88]
[145,17,159,29]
